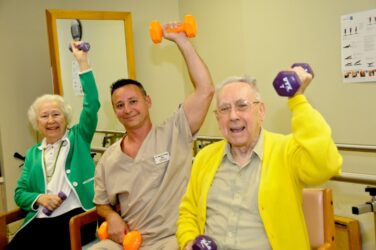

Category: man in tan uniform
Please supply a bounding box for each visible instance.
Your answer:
[91,21,214,249]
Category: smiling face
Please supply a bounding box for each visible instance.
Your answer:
[111,84,152,131]
[37,101,67,144]
[215,81,265,150]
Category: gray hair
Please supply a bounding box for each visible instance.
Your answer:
[27,94,72,131]
[216,75,262,101]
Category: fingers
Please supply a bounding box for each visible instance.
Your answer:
[107,214,128,244]
[71,41,88,55]
[162,21,188,41]
[184,240,194,250]
[290,66,312,96]
[291,66,313,84]
[109,231,124,245]
[70,41,90,71]
[163,21,181,31]
[124,221,130,234]
[38,194,63,211]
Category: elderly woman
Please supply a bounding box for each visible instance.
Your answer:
[6,41,100,250]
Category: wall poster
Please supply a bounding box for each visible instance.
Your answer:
[341,9,376,83]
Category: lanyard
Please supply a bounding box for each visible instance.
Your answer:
[43,141,64,183]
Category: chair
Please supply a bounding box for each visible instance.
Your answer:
[69,208,101,250]
[0,208,100,250]
[70,204,122,250]
[0,208,26,250]
[334,215,362,250]
[302,188,336,250]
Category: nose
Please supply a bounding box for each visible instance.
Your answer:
[123,103,132,114]
[47,114,55,123]
[228,106,240,120]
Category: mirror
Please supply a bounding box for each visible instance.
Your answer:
[45,9,136,133]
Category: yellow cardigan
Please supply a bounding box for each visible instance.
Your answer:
[177,95,342,250]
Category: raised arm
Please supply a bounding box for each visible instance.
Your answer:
[287,66,342,184]
[163,23,214,134]
[70,41,100,142]
[71,41,90,71]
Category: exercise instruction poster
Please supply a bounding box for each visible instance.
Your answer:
[341,9,376,83]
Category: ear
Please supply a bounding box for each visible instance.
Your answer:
[145,95,152,108]
[258,102,266,122]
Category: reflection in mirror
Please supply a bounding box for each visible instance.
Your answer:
[46,10,136,134]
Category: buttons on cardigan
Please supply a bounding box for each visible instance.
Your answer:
[66,169,71,174]
[73,181,78,187]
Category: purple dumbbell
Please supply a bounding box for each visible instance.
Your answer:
[273,63,314,97]
[192,235,217,250]
[69,42,91,52]
[42,191,67,216]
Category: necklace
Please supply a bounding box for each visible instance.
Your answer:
[43,141,64,183]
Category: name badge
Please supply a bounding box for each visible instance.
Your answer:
[154,152,170,165]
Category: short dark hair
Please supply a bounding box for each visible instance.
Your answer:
[110,79,147,96]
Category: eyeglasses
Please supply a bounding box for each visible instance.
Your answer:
[215,99,260,115]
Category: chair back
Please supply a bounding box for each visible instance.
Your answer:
[302,188,335,250]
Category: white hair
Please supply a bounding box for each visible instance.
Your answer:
[216,75,262,101]
[27,94,72,131]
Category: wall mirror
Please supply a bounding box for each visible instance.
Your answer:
[46,9,136,136]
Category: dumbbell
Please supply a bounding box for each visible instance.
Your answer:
[42,191,67,216]
[149,15,197,44]
[69,19,90,52]
[97,221,142,250]
[273,63,314,96]
[192,235,218,250]
[69,42,91,52]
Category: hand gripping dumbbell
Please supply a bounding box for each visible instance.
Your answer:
[97,221,142,250]
[42,191,67,216]
[69,19,91,52]
[69,42,91,52]
[192,235,218,250]
[273,63,314,96]
[149,15,197,44]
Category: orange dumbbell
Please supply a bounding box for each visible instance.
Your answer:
[98,221,142,250]
[149,15,197,43]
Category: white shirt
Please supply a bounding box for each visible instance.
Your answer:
[36,132,81,218]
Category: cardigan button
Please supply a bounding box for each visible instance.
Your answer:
[73,181,78,187]
[66,169,71,174]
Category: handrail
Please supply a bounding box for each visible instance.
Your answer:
[92,133,376,186]
[91,146,107,153]
[95,129,124,135]
[331,172,376,186]
[93,131,376,152]
[336,143,376,153]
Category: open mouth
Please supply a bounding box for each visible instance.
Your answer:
[230,126,245,133]
[46,126,59,131]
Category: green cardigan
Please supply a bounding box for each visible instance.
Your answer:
[177,95,343,250]
[14,70,100,228]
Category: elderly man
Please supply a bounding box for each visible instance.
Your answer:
[177,67,342,250]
